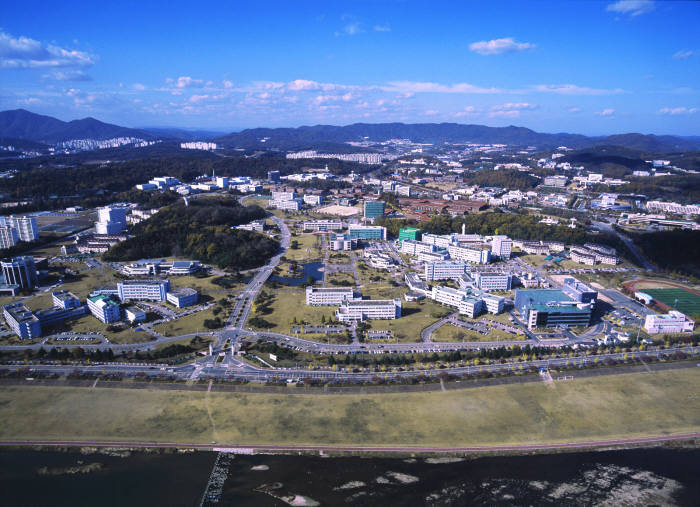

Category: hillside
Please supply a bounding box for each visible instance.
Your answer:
[0,109,158,144]
[103,198,279,270]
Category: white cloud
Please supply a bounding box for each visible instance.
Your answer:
[491,102,537,110]
[384,81,502,94]
[489,110,521,119]
[673,50,695,60]
[0,31,94,69]
[533,84,623,95]
[133,83,146,90]
[170,76,204,88]
[287,79,321,91]
[469,37,535,55]
[606,0,655,17]
[423,110,439,116]
[595,108,615,116]
[453,106,477,118]
[42,70,92,81]
[568,107,582,113]
[658,107,697,115]
[188,94,209,103]
[336,22,363,36]
[374,25,391,32]
[222,80,233,88]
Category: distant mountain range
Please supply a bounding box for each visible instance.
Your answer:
[215,123,700,153]
[0,109,157,144]
[2,109,699,153]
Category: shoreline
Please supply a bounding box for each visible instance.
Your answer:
[0,433,698,458]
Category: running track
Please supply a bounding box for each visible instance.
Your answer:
[0,433,697,454]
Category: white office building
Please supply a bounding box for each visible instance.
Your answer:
[0,226,19,249]
[405,272,429,294]
[473,272,512,291]
[491,235,512,260]
[329,233,357,251]
[418,250,449,263]
[430,285,503,317]
[644,311,695,334]
[447,244,491,264]
[400,239,435,256]
[424,260,470,281]
[303,195,323,206]
[0,215,39,243]
[117,280,170,302]
[336,299,401,322]
[303,220,344,232]
[305,286,354,306]
[96,205,128,235]
[271,191,296,201]
[422,233,456,249]
[269,198,302,211]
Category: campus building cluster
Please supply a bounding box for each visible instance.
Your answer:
[304,285,401,322]
[514,277,598,330]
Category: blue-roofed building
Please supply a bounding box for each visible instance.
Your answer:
[514,287,595,330]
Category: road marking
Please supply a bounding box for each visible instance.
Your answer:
[91,378,98,388]
[207,380,212,393]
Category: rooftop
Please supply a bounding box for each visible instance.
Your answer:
[168,288,197,297]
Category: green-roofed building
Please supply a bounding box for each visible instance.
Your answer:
[398,227,421,241]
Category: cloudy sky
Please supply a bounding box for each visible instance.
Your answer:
[1,0,698,135]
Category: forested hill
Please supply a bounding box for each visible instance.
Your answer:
[215,122,700,152]
[103,198,278,270]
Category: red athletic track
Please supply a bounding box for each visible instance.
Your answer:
[0,433,697,454]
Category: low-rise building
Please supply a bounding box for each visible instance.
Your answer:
[303,219,344,232]
[447,244,491,264]
[125,306,146,323]
[269,198,302,211]
[305,286,354,306]
[87,294,121,323]
[514,288,594,329]
[417,250,450,263]
[303,195,323,206]
[235,220,265,232]
[166,288,198,308]
[424,260,470,281]
[52,290,82,309]
[405,272,429,294]
[397,227,421,241]
[644,311,695,334]
[347,225,386,241]
[117,279,170,302]
[473,272,512,291]
[3,302,41,339]
[400,239,435,256]
[329,233,357,251]
[336,298,401,322]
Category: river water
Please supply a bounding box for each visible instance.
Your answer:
[0,447,698,506]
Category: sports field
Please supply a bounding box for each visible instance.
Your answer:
[644,289,700,317]
[0,369,697,447]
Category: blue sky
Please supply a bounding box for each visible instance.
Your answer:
[1,0,699,135]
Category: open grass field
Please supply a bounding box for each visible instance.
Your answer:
[643,289,700,317]
[153,307,219,337]
[0,369,697,447]
[366,299,447,342]
[250,289,338,334]
[284,233,322,262]
[432,323,524,342]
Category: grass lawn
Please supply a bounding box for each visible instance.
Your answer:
[153,307,220,337]
[285,233,322,262]
[432,324,524,342]
[169,275,245,301]
[326,272,355,286]
[0,369,697,446]
[643,288,700,317]
[249,289,338,334]
[520,254,549,267]
[364,299,447,342]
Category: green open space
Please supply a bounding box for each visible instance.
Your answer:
[44,314,153,344]
[643,289,700,317]
[0,369,697,447]
[325,271,355,286]
[432,323,525,343]
[153,307,220,337]
[284,233,322,262]
[248,289,340,335]
[363,299,448,342]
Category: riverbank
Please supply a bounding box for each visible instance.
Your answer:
[0,368,698,453]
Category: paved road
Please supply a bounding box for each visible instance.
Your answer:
[592,220,656,271]
[1,432,697,454]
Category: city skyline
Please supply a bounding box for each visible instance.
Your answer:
[1,0,699,135]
